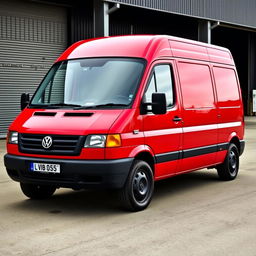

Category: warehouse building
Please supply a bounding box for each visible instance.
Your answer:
[0,0,256,137]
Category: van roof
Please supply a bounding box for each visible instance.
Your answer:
[57,35,234,66]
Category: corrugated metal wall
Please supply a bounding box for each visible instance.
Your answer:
[0,0,67,137]
[109,4,198,40]
[107,0,256,29]
[69,0,94,44]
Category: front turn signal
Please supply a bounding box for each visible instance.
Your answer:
[106,134,121,148]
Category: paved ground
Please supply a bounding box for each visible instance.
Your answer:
[0,117,256,256]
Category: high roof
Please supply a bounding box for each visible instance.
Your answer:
[57,35,163,61]
[56,35,234,65]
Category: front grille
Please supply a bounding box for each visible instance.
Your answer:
[19,133,85,156]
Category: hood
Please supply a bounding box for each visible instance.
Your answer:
[10,108,124,135]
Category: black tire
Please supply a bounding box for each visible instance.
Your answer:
[217,143,239,181]
[20,183,56,199]
[118,160,154,211]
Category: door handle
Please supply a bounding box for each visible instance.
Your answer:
[173,116,182,122]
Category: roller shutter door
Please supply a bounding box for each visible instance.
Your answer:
[0,0,67,137]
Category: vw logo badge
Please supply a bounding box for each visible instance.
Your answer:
[42,136,53,149]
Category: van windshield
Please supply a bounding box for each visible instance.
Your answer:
[30,58,145,109]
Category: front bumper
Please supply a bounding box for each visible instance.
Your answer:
[4,154,133,189]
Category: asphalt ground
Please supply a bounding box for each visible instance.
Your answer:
[0,117,256,256]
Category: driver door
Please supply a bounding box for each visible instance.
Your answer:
[142,60,182,179]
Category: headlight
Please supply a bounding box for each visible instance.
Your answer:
[8,131,18,144]
[84,135,106,148]
[84,134,122,148]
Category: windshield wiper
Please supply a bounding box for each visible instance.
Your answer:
[73,103,128,110]
[47,103,82,107]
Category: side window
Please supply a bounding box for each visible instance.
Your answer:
[144,64,174,108]
[178,62,215,109]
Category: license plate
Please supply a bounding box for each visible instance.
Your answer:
[30,163,60,174]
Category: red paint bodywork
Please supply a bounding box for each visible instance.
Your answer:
[7,35,244,180]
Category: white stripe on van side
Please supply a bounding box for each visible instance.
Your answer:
[218,122,242,129]
[183,124,217,133]
[144,121,241,136]
[144,128,183,137]
[183,122,241,133]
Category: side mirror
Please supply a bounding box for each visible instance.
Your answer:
[20,93,30,110]
[152,93,167,115]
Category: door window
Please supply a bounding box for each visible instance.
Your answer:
[145,64,174,108]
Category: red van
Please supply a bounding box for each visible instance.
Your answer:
[4,35,245,211]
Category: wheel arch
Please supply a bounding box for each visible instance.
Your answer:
[228,133,241,154]
[128,145,155,174]
[134,152,155,174]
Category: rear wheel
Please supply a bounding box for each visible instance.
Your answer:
[119,160,154,211]
[217,143,239,181]
[20,183,56,199]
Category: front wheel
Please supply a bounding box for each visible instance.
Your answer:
[118,160,154,211]
[217,143,239,181]
[20,183,56,199]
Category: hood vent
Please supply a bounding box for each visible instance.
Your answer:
[34,112,56,116]
[64,112,94,117]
